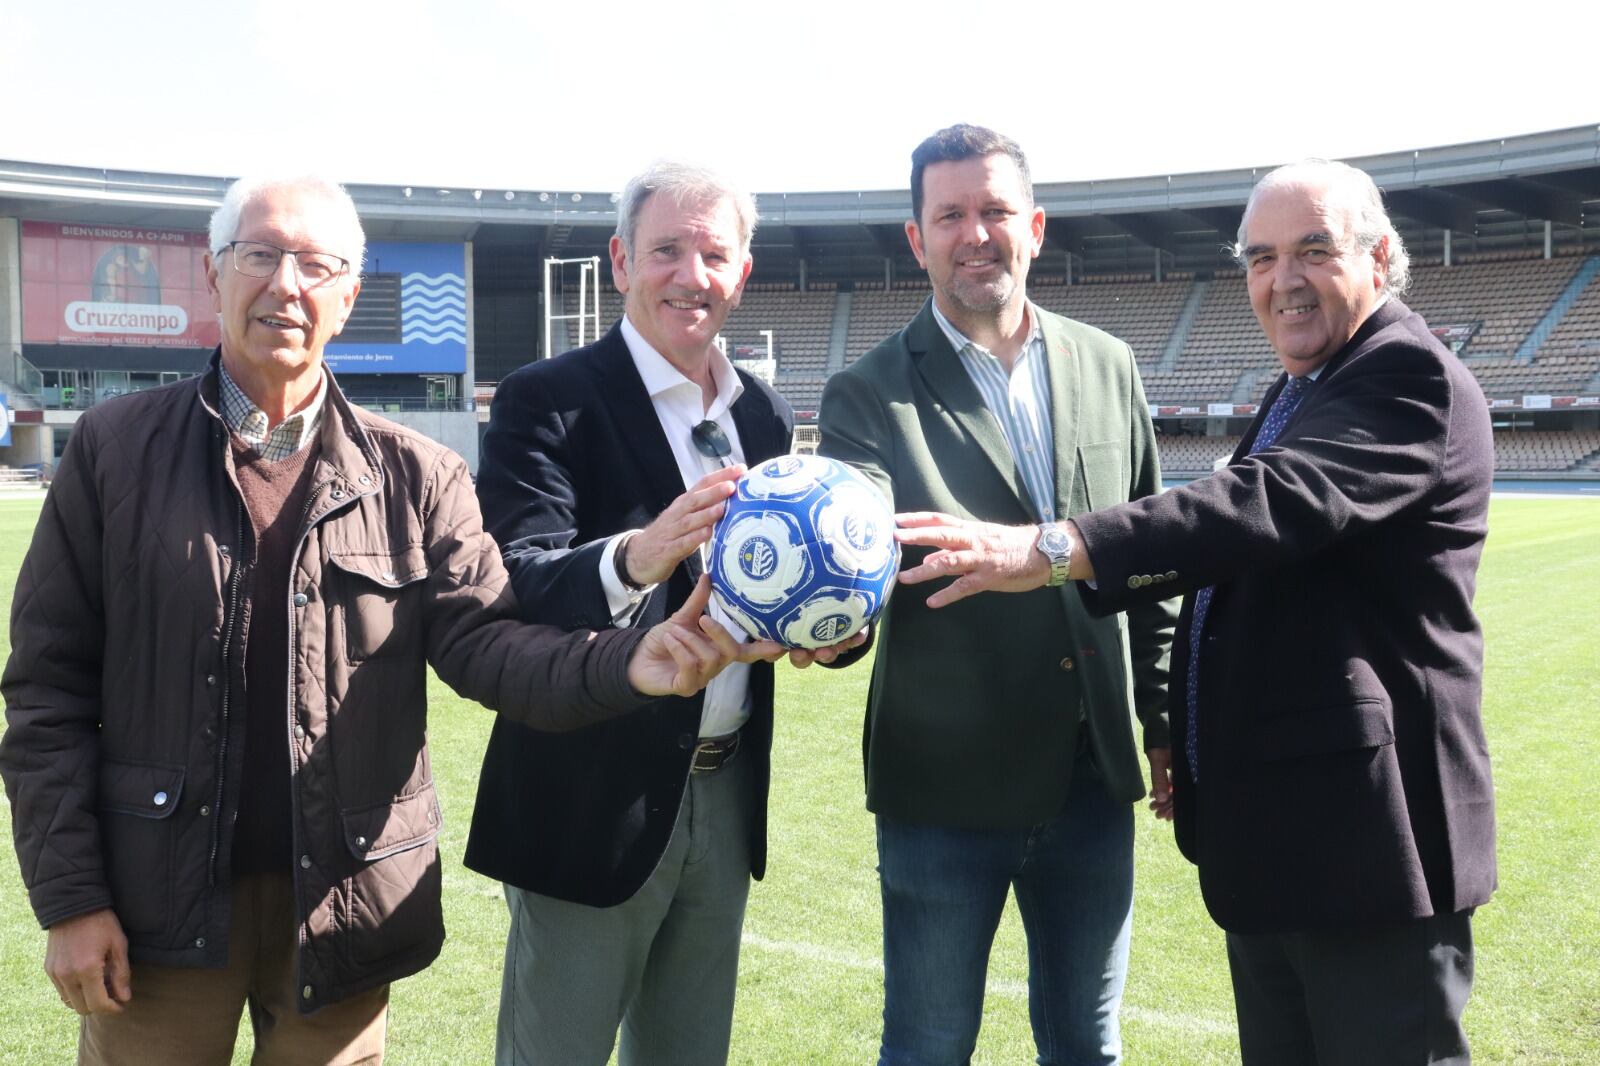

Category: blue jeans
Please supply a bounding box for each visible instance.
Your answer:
[876,751,1134,1066]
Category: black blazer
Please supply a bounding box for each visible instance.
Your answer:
[464,323,794,906]
[1075,299,1497,934]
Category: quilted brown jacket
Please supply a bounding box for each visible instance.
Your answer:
[1,356,650,1011]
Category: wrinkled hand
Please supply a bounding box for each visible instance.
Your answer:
[46,908,131,1015]
[894,512,1050,608]
[624,466,746,587]
[1146,747,1175,821]
[786,625,870,669]
[628,576,785,696]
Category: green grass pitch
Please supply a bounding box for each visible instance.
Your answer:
[0,495,1595,1063]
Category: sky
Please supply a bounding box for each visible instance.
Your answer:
[2,0,1593,197]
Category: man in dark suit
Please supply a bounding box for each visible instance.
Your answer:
[899,159,1495,1064]
[818,125,1176,1065]
[466,161,847,1066]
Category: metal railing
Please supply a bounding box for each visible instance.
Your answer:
[6,350,45,404]
[343,396,477,413]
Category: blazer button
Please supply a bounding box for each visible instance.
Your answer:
[678,734,695,750]
[300,854,312,869]
[1165,571,1178,581]
[1126,576,1140,590]
[153,791,168,807]
[1059,657,1076,671]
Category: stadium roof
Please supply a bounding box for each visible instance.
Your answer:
[3,123,1596,282]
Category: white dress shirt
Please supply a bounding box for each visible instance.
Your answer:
[596,314,754,738]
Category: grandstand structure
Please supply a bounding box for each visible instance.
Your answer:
[2,124,1599,478]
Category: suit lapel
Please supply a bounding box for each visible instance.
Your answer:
[588,324,686,514]
[729,374,782,464]
[1039,311,1082,519]
[908,301,1031,516]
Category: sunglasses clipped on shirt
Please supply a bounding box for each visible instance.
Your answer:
[692,420,734,468]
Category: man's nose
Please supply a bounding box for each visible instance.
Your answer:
[1271,255,1306,292]
[677,254,711,290]
[267,253,304,295]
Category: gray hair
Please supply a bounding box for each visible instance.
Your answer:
[1234,159,1411,297]
[615,161,757,263]
[208,175,367,277]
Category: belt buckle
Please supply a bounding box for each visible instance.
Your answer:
[691,732,741,773]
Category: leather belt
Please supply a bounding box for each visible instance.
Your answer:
[691,731,741,774]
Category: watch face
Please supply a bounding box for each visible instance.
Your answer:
[1040,529,1069,555]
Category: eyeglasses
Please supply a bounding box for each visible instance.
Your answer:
[226,241,350,288]
[691,420,734,468]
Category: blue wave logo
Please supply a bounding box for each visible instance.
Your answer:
[402,271,466,345]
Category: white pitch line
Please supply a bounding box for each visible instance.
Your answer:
[741,933,1234,1036]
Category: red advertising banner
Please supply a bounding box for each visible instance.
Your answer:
[21,221,220,348]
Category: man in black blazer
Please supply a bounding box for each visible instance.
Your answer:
[898,160,1495,1065]
[467,162,798,1065]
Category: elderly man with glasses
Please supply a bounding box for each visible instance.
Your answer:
[468,160,859,1065]
[1,174,768,1065]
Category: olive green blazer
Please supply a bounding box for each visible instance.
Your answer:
[818,299,1176,829]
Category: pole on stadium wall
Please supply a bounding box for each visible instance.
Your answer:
[542,256,602,358]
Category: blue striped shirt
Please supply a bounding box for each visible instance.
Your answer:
[930,300,1056,522]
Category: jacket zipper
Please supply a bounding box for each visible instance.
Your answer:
[287,471,361,994]
[207,501,246,886]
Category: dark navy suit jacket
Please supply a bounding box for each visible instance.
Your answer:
[465,322,794,906]
[1075,298,1497,934]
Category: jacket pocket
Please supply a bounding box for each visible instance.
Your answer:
[328,547,429,661]
[1078,440,1128,510]
[1248,699,1394,761]
[340,784,445,967]
[341,782,442,862]
[97,759,185,936]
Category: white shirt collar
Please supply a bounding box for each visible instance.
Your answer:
[620,314,745,420]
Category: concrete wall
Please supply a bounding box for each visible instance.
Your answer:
[368,409,481,472]
[0,423,53,468]
[1,218,21,363]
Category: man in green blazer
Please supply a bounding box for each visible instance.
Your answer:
[817,125,1176,1066]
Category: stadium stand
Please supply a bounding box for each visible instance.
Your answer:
[1030,277,1192,367]
[1405,256,1583,360]
[721,284,837,376]
[1491,430,1600,472]
[10,134,1598,482]
[1154,435,1244,475]
[538,255,1600,476]
[846,283,934,363]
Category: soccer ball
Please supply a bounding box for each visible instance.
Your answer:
[709,454,899,649]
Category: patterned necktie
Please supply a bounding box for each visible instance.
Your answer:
[1184,374,1311,782]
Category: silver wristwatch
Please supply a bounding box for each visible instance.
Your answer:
[1035,522,1072,587]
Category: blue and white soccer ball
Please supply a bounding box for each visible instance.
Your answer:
[709,454,899,649]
